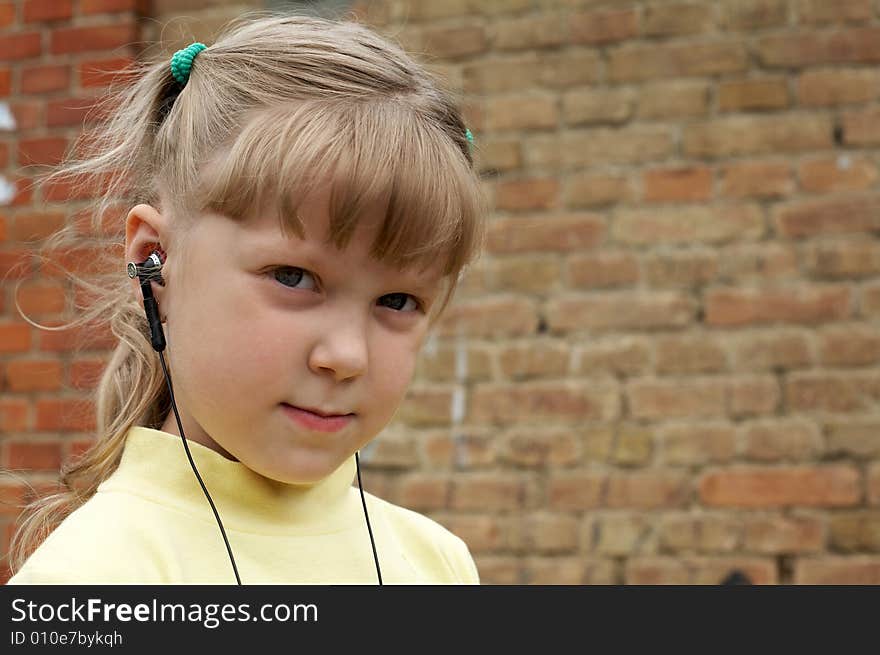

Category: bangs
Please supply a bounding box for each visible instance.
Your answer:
[192,99,484,279]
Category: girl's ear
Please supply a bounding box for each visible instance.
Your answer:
[125,204,170,315]
[125,204,168,264]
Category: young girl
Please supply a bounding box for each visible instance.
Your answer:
[5,13,487,584]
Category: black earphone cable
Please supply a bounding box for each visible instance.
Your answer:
[356,451,383,585]
[158,349,242,586]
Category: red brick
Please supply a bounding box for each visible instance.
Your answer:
[487,213,604,254]
[9,211,66,242]
[565,171,635,208]
[797,0,872,25]
[46,96,105,127]
[6,359,62,391]
[606,471,690,509]
[741,419,823,461]
[50,23,138,55]
[612,204,764,246]
[655,334,727,374]
[34,398,95,432]
[0,399,29,432]
[626,556,777,584]
[638,80,709,119]
[786,371,880,413]
[485,93,557,131]
[547,473,605,510]
[700,465,861,508]
[525,558,616,584]
[684,115,832,158]
[795,557,880,584]
[818,325,880,365]
[842,107,880,145]
[9,101,42,131]
[0,33,41,61]
[471,382,618,424]
[733,330,813,372]
[419,25,486,59]
[397,473,450,510]
[870,464,880,505]
[774,194,880,237]
[81,0,139,13]
[429,297,540,338]
[492,14,568,52]
[729,375,782,418]
[642,2,712,36]
[495,177,559,211]
[570,251,640,289]
[42,171,114,201]
[718,77,789,111]
[720,0,788,30]
[14,281,66,317]
[0,2,14,29]
[69,359,108,391]
[628,378,726,419]
[18,137,68,166]
[721,161,794,198]
[825,420,880,460]
[570,8,637,45]
[797,69,880,106]
[577,339,651,378]
[0,249,34,281]
[610,41,747,82]
[660,424,737,465]
[451,474,528,511]
[644,249,718,288]
[78,56,136,88]
[500,430,580,468]
[0,68,10,96]
[20,64,69,94]
[547,291,695,332]
[39,321,116,352]
[23,0,72,22]
[643,166,713,202]
[798,155,877,193]
[828,511,880,551]
[7,441,62,470]
[758,28,880,67]
[706,285,851,326]
[0,322,32,353]
[496,339,569,379]
[743,514,825,554]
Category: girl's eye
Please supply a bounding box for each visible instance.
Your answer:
[379,293,420,311]
[268,266,421,312]
[269,266,316,289]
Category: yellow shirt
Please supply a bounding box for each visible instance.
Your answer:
[7,426,479,585]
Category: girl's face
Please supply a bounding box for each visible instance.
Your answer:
[125,182,444,484]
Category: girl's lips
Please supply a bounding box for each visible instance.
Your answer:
[281,403,354,433]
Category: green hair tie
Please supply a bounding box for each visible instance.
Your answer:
[170,42,207,85]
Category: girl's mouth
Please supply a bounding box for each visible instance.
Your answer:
[281,403,354,433]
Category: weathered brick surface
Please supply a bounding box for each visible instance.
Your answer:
[2,0,879,586]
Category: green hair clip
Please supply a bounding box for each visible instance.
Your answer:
[170,42,207,85]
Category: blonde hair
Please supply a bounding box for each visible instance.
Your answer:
[5,12,487,574]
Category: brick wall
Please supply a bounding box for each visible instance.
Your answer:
[2,0,880,585]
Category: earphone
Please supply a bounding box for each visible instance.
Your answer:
[128,248,383,585]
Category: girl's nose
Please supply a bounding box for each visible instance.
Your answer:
[308,327,368,382]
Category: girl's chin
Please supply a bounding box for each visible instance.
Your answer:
[242,447,347,485]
